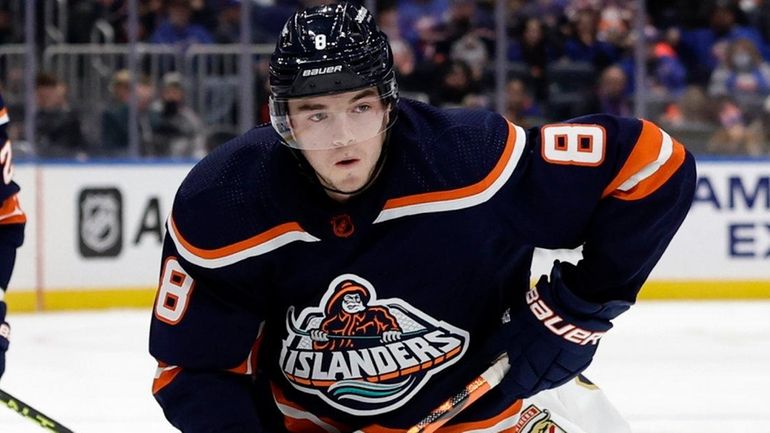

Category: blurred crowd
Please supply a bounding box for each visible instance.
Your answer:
[2,0,770,157]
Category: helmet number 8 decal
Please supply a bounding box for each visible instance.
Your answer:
[314,34,327,50]
[154,257,195,325]
[541,124,606,166]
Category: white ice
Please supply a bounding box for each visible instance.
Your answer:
[1,301,769,433]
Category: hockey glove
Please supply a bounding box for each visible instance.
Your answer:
[0,300,9,380]
[484,261,631,399]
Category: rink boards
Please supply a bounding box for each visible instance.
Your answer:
[6,158,770,311]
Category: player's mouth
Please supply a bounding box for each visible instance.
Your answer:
[335,158,360,167]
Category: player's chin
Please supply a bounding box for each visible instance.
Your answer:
[331,175,368,193]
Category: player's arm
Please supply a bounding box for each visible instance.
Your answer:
[487,114,696,399]
[150,232,268,432]
[529,115,696,304]
[0,92,26,381]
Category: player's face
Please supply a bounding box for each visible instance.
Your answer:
[289,88,389,198]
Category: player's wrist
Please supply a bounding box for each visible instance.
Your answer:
[549,261,632,321]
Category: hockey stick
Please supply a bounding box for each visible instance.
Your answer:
[405,352,511,433]
[0,388,75,432]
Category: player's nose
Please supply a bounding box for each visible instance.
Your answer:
[330,116,356,148]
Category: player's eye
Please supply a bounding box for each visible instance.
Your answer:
[352,103,371,114]
[308,112,328,122]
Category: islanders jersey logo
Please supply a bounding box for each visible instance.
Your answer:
[280,274,470,415]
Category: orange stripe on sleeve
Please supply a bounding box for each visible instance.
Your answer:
[602,120,686,201]
[152,363,183,394]
[382,120,518,210]
[0,194,26,225]
[612,138,686,201]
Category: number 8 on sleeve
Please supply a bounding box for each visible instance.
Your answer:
[154,257,195,325]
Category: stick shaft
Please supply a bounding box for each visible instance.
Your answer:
[0,388,75,433]
[407,353,510,433]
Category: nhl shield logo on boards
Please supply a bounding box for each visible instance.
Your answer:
[78,188,123,258]
[281,274,469,415]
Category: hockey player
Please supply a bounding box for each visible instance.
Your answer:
[0,92,27,380]
[149,3,696,432]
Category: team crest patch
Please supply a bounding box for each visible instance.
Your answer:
[281,274,469,415]
[514,405,566,433]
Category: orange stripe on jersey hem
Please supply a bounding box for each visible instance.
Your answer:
[152,363,182,394]
[271,383,349,433]
[0,107,8,123]
[373,121,525,223]
[168,216,320,268]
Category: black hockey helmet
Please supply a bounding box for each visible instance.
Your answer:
[269,2,399,150]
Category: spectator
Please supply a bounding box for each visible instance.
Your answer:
[755,0,770,44]
[709,37,770,99]
[100,70,155,155]
[618,34,688,99]
[68,0,127,43]
[647,39,688,96]
[562,8,621,70]
[213,0,241,44]
[504,78,543,128]
[514,0,569,30]
[377,3,401,40]
[595,0,635,48]
[150,0,214,46]
[658,85,719,154]
[397,0,449,48]
[390,38,430,99]
[251,2,297,43]
[429,60,478,107]
[450,33,489,82]
[508,17,559,101]
[140,0,165,41]
[0,4,20,44]
[586,65,633,116]
[661,85,714,128]
[677,0,769,86]
[708,95,765,155]
[34,73,88,158]
[147,72,206,157]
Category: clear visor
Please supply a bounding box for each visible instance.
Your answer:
[270,87,395,150]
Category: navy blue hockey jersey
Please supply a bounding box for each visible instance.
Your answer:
[150,99,696,432]
[0,93,25,262]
